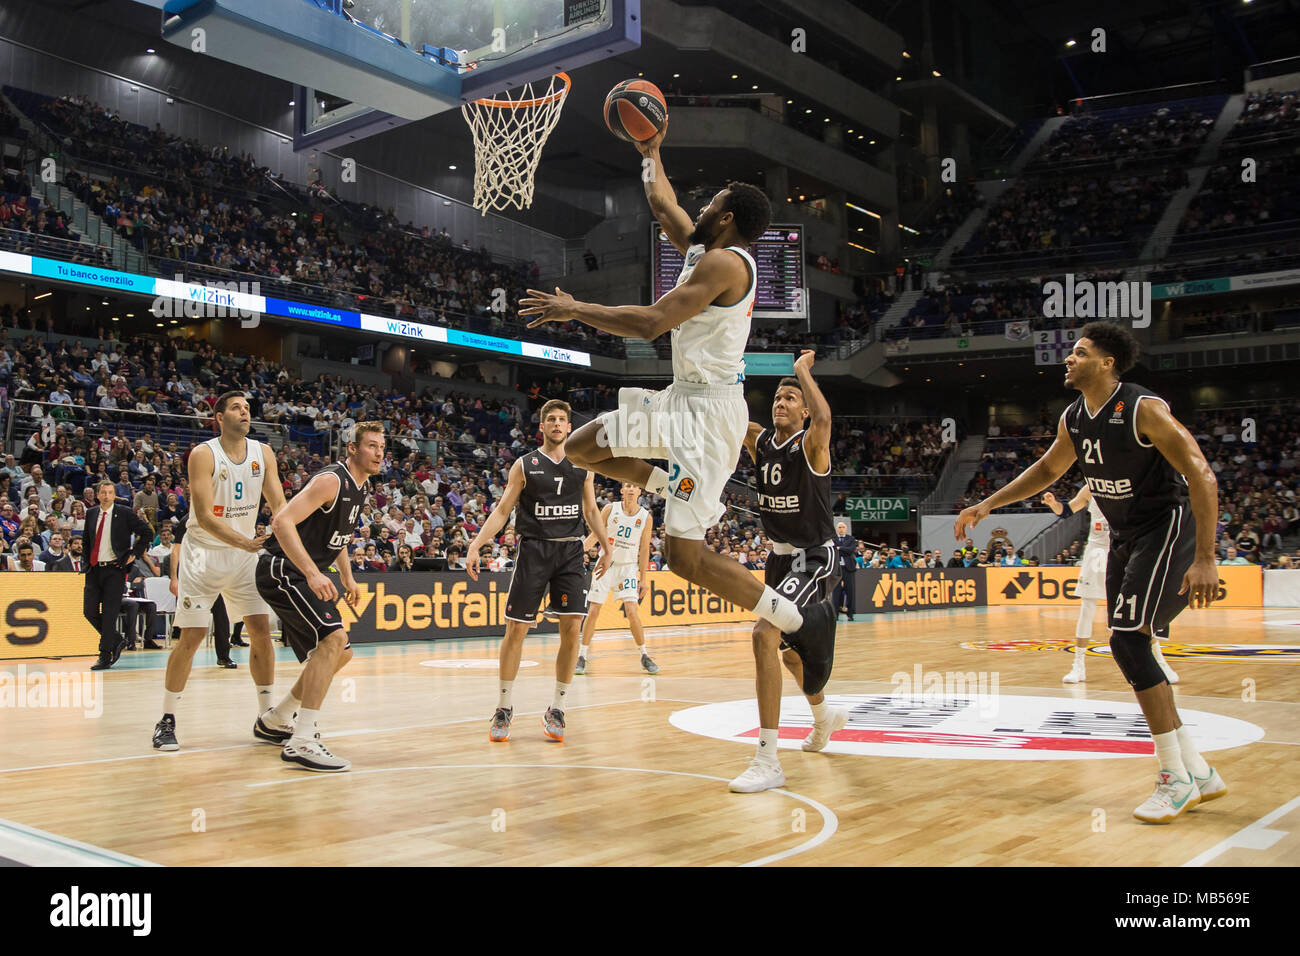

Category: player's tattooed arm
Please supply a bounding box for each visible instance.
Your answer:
[467,459,524,581]
[583,473,612,580]
[742,422,764,464]
[793,349,831,474]
[520,250,740,341]
[1137,399,1220,606]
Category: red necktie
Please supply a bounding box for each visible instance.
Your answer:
[90,511,107,567]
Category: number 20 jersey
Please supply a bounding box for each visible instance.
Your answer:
[1063,381,1188,539]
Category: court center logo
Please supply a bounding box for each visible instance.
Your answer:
[669,694,1262,760]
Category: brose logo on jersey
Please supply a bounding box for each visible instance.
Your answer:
[535,502,580,519]
[1085,476,1133,496]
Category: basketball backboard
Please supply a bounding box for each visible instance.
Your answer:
[161,0,640,151]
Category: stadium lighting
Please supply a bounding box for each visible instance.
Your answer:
[932,70,941,77]
[846,202,881,219]
[1065,39,1077,47]
[786,99,793,104]
[896,76,902,81]
[804,108,813,114]
[672,73,680,78]
[146,48,156,54]
[752,85,758,90]
[33,291,51,300]
[902,51,910,58]
[448,165,456,170]
[731,74,738,79]
[288,100,295,106]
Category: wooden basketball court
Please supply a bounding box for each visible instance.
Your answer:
[3,606,1298,867]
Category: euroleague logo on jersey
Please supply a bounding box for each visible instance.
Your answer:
[1109,399,1126,425]
[674,477,695,501]
[250,460,261,476]
[670,694,1263,761]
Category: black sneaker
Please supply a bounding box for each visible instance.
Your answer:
[784,599,837,695]
[217,659,237,669]
[153,715,179,751]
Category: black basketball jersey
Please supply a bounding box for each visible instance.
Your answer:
[1064,381,1189,538]
[755,427,834,549]
[265,462,369,571]
[515,448,587,541]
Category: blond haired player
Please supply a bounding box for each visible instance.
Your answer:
[520,120,836,688]
[1045,486,1179,685]
[575,481,657,676]
[153,391,287,751]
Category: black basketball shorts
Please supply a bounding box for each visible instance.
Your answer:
[1106,505,1197,635]
[256,554,350,663]
[504,538,588,623]
[765,543,840,649]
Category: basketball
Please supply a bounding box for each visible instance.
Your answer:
[604,79,667,143]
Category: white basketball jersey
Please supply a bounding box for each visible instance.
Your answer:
[186,436,266,549]
[606,504,649,562]
[669,244,757,385]
[1086,495,1110,549]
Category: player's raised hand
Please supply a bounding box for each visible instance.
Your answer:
[635,117,667,156]
[465,545,481,581]
[519,288,577,327]
[1041,492,1057,507]
[306,568,337,604]
[954,502,991,540]
[1179,557,1219,609]
[794,349,815,374]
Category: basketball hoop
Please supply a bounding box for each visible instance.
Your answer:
[461,72,571,215]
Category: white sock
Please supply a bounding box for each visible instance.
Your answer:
[162,689,182,717]
[636,640,648,656]
[256,684,274,714]
[1176,725,1211,778]
[1076,600,1097,641]
[753,586,803,633]
[810,701,829,723]
[757,728,780,762]
[1153,730,1188,779]
[498,681,514,711]
[1072,643,1087,670]
[581,642,592,659]
[552,681,570,711]
[645,466,669,497]
[295,707,320,740]
[273,692,301,721]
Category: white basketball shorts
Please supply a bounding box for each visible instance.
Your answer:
[599,381,747,540]
[174,535,272,627]
[1076,544,1108,601]
[588,561,639,605]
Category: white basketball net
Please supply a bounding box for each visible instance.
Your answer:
[461,72,570,215]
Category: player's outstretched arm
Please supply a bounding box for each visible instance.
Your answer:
[189,444,265,552]
[520,249,740,341]
[269,471,341,602]
[742,422,763,464]
[467,459,524,580]
[635,121,693,255]
[583,473,612,580]
[1138,399,1220,608]
[793,350,832,474]
[955,415,1077,539]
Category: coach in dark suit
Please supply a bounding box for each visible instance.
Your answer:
[84,479,152,670]
[833,521,858,620]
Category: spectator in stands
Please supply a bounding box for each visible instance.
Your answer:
[1235,523,1261,564]
[40,532,72,570]
[1220,547,1249,566]
[390,545,415,572]
[20,464,53,511]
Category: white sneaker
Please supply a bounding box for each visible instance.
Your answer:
[1062,659,1087,684]
[1193,766,1228,804]
[728,757,786,793]
[1132,770,1200,824]
[802,706,849,752]
[281,733,351,772]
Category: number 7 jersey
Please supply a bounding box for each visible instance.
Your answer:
[1063,381,1189,539]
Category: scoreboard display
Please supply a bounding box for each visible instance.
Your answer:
[1034,328,1080,365]
[651,223,807,319]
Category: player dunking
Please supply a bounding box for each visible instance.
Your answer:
[956,323,1227,824]
[731,350,848,793]
[1044,485,1179,685]
[519,121,836,689]
[467,399,611,743]
[153,392,288,751]
[575,481,657,676]
[254,422,382,772]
